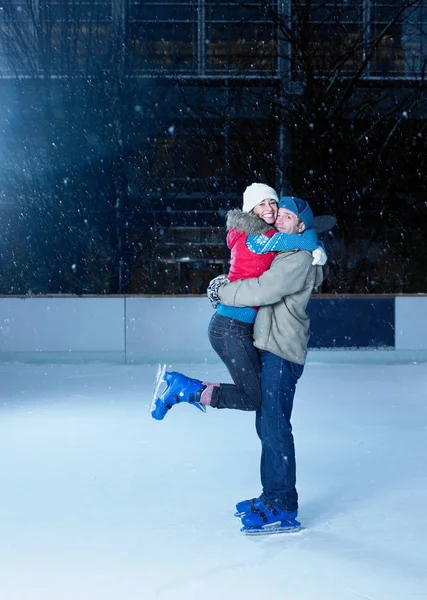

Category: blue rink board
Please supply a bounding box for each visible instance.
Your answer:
[307,297,395,349]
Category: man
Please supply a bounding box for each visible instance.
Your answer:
[216,196,324,533]
[150,196,324,534]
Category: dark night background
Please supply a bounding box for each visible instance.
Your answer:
[0,0,426,295]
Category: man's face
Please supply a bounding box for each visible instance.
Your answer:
[275,208,305,234]
[253,198,278,225]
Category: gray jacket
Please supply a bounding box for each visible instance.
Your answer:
[218,250,324,365]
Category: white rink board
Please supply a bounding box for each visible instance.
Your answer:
[125,297,214,362]
[395,296,427,350]
[1,295,427,361]
[0,297,125,352]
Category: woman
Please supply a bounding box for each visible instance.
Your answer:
[151,183,321,419]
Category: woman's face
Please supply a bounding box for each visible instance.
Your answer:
[253,198,278,225]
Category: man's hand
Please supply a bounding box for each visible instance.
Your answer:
[312,244,327,266]
[207,274,230,309]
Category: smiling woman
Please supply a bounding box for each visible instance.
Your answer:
[151,185,322,419]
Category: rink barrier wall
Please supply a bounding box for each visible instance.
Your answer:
[0,295,426,363]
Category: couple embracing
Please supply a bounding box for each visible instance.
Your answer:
[151,183,326,535]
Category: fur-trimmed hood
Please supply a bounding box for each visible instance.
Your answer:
[226,209,273,235]
[225,209,277,284]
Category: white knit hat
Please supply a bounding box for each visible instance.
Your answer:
[242,183,279,213]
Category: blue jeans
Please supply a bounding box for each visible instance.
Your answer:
[208,312,262,411]
[208,313,303,512]
[258,350,304,513]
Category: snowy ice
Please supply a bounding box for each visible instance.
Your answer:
[0,358,426,600]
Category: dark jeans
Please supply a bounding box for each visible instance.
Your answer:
[258,350,304,513]
[208,312,304,513]
[208,312,262,411]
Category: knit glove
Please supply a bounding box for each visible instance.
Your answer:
[207,274,230,309]
[312,244,327,266]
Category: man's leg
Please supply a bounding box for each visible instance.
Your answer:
[208,313,262,411]
[259,350,304,513]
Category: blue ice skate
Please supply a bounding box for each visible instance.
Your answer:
[240,503,302,536]
[235,493,268,517]
[150,371,206,420]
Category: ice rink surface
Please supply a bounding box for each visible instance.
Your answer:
[1,357,426,600]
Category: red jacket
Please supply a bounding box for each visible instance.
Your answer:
[227,227,276,282]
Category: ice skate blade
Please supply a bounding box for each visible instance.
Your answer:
[241,522,304,536]
[149,363,167,416]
